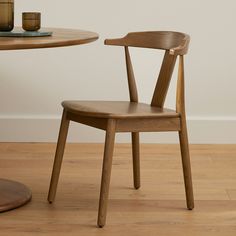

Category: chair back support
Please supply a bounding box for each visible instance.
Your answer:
[105,31,190,109]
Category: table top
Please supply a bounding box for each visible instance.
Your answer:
[0,28,99,50]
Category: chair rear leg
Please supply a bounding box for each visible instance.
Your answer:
[97,119,116,228]
[132,132,141,189]
[179,117,194,210]
[48,109,70,203]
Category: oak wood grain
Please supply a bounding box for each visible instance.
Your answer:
[116,117,181,132]
[177,56,194,209]
[62,101,179,119]
[97,119,116,227]
[0,179,31,212]
[48,110,70,203]
[67,112,108,130]
[49,31,194,227]
[151,51,177,108]
[131,132,141,189]
[0,27,99,50]
[105,31,190,55]
[0,27,98,214]
[1,143,236,235]
[125,46,138,102]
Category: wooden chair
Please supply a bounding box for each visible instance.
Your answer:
[48,31,194,227]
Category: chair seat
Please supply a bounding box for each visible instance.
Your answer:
[62,101,179,119]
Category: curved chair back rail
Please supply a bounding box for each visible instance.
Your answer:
[105,31,190,55]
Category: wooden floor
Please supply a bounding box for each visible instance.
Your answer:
[1,143,236,235]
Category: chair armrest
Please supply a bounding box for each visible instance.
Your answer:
[104,37,126,46]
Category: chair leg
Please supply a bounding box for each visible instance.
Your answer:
[179,117,194,210]
[132,132,141,189]
[97,119,116,228]
[48,109,70,203]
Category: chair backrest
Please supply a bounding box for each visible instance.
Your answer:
[104,31,190,109]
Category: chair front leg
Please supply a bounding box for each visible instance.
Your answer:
[97,119,116,228]
[132,132,141,189]
[48,109,70,203]
[179,116,194,210]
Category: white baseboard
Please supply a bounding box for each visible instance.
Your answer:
[0,116,236,144]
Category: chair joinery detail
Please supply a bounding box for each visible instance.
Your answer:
[151,51,177,108]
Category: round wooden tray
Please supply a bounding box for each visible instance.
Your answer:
[0,30,53,37]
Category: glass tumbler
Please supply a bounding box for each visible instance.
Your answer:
[22,12,41,31]
[0,0,14,31]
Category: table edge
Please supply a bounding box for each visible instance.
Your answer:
[0,28,99,50]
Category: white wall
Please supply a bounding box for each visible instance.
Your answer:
[0,0,236,143]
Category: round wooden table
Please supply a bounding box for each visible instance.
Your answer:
[0,28,99,212]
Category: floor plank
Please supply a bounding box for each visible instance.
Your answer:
[0,143,236,235]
